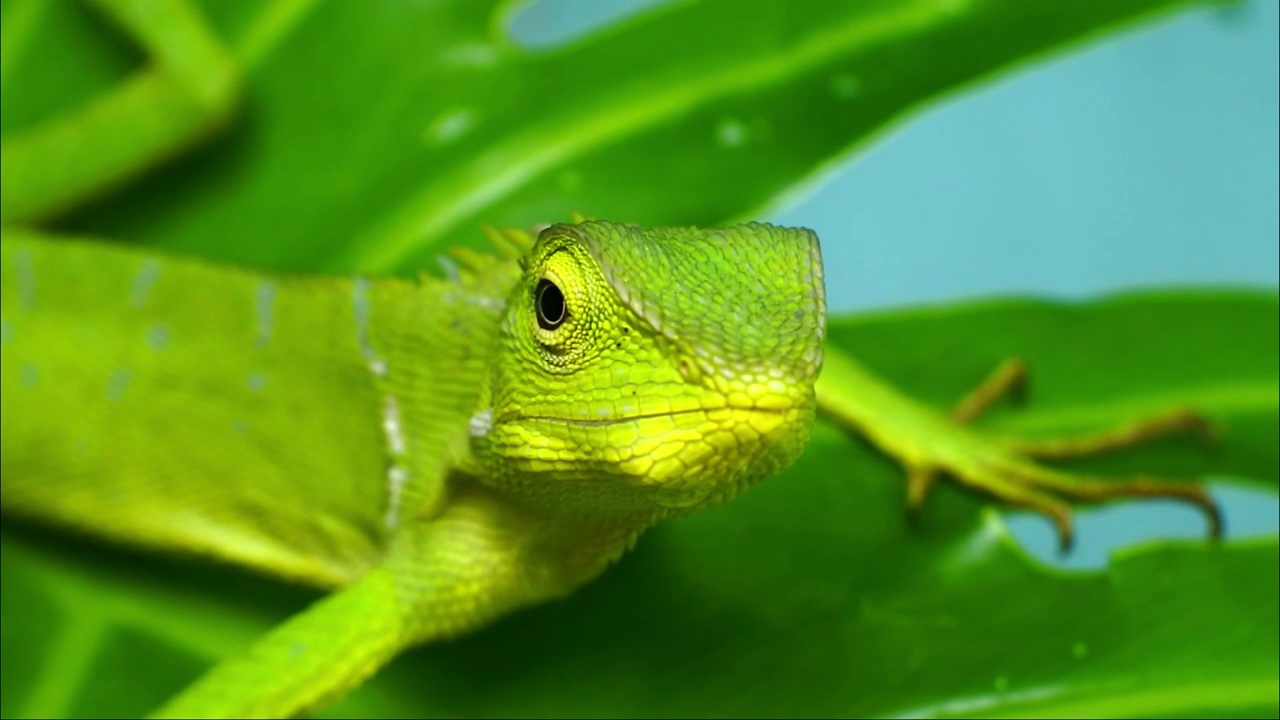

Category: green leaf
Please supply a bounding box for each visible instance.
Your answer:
[4,0,1225,273]
[2,290,1276,718]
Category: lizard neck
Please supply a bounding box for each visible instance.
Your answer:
[386,481,654,644]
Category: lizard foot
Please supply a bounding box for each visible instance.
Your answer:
[905,358,1222,552]
[817,353,1223,553]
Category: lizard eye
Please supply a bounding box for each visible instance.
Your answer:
[535,278,566,330]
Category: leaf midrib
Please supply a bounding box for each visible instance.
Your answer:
[887,673,1280,719]
[345,0,982,270]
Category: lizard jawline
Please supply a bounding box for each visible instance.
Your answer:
[509,407,790,428]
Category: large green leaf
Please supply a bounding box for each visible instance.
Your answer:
[2,290,1276,718]
[2,0,1228,273]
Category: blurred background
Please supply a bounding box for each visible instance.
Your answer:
[513,0,1280,567]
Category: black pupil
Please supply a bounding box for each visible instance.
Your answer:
[536,278,566,329]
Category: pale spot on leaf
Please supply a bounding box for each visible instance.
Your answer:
[829,72,862,100]
[424,107,477,146]
[715,117,748,148]
[441,43,499,67]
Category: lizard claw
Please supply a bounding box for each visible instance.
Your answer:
[952,359,1220,550]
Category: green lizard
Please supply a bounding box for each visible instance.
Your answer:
[1,1,1224,717]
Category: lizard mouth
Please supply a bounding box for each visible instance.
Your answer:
[512,406,792,428]
[485,397,814,502]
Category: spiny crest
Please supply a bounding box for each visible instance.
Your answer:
[477,214,597,271]
[429,215,598,288]
[430,224,538,287]
[480,225,535,261]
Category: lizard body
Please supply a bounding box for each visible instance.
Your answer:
[1,218,827,717]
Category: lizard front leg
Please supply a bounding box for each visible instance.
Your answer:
[149,488,630,719]
[816,348,1222,551]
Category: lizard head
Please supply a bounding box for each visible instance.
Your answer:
[476,220,826,520]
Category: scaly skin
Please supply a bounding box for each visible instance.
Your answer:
[0,1,1222,717]
[1,218,829,718]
